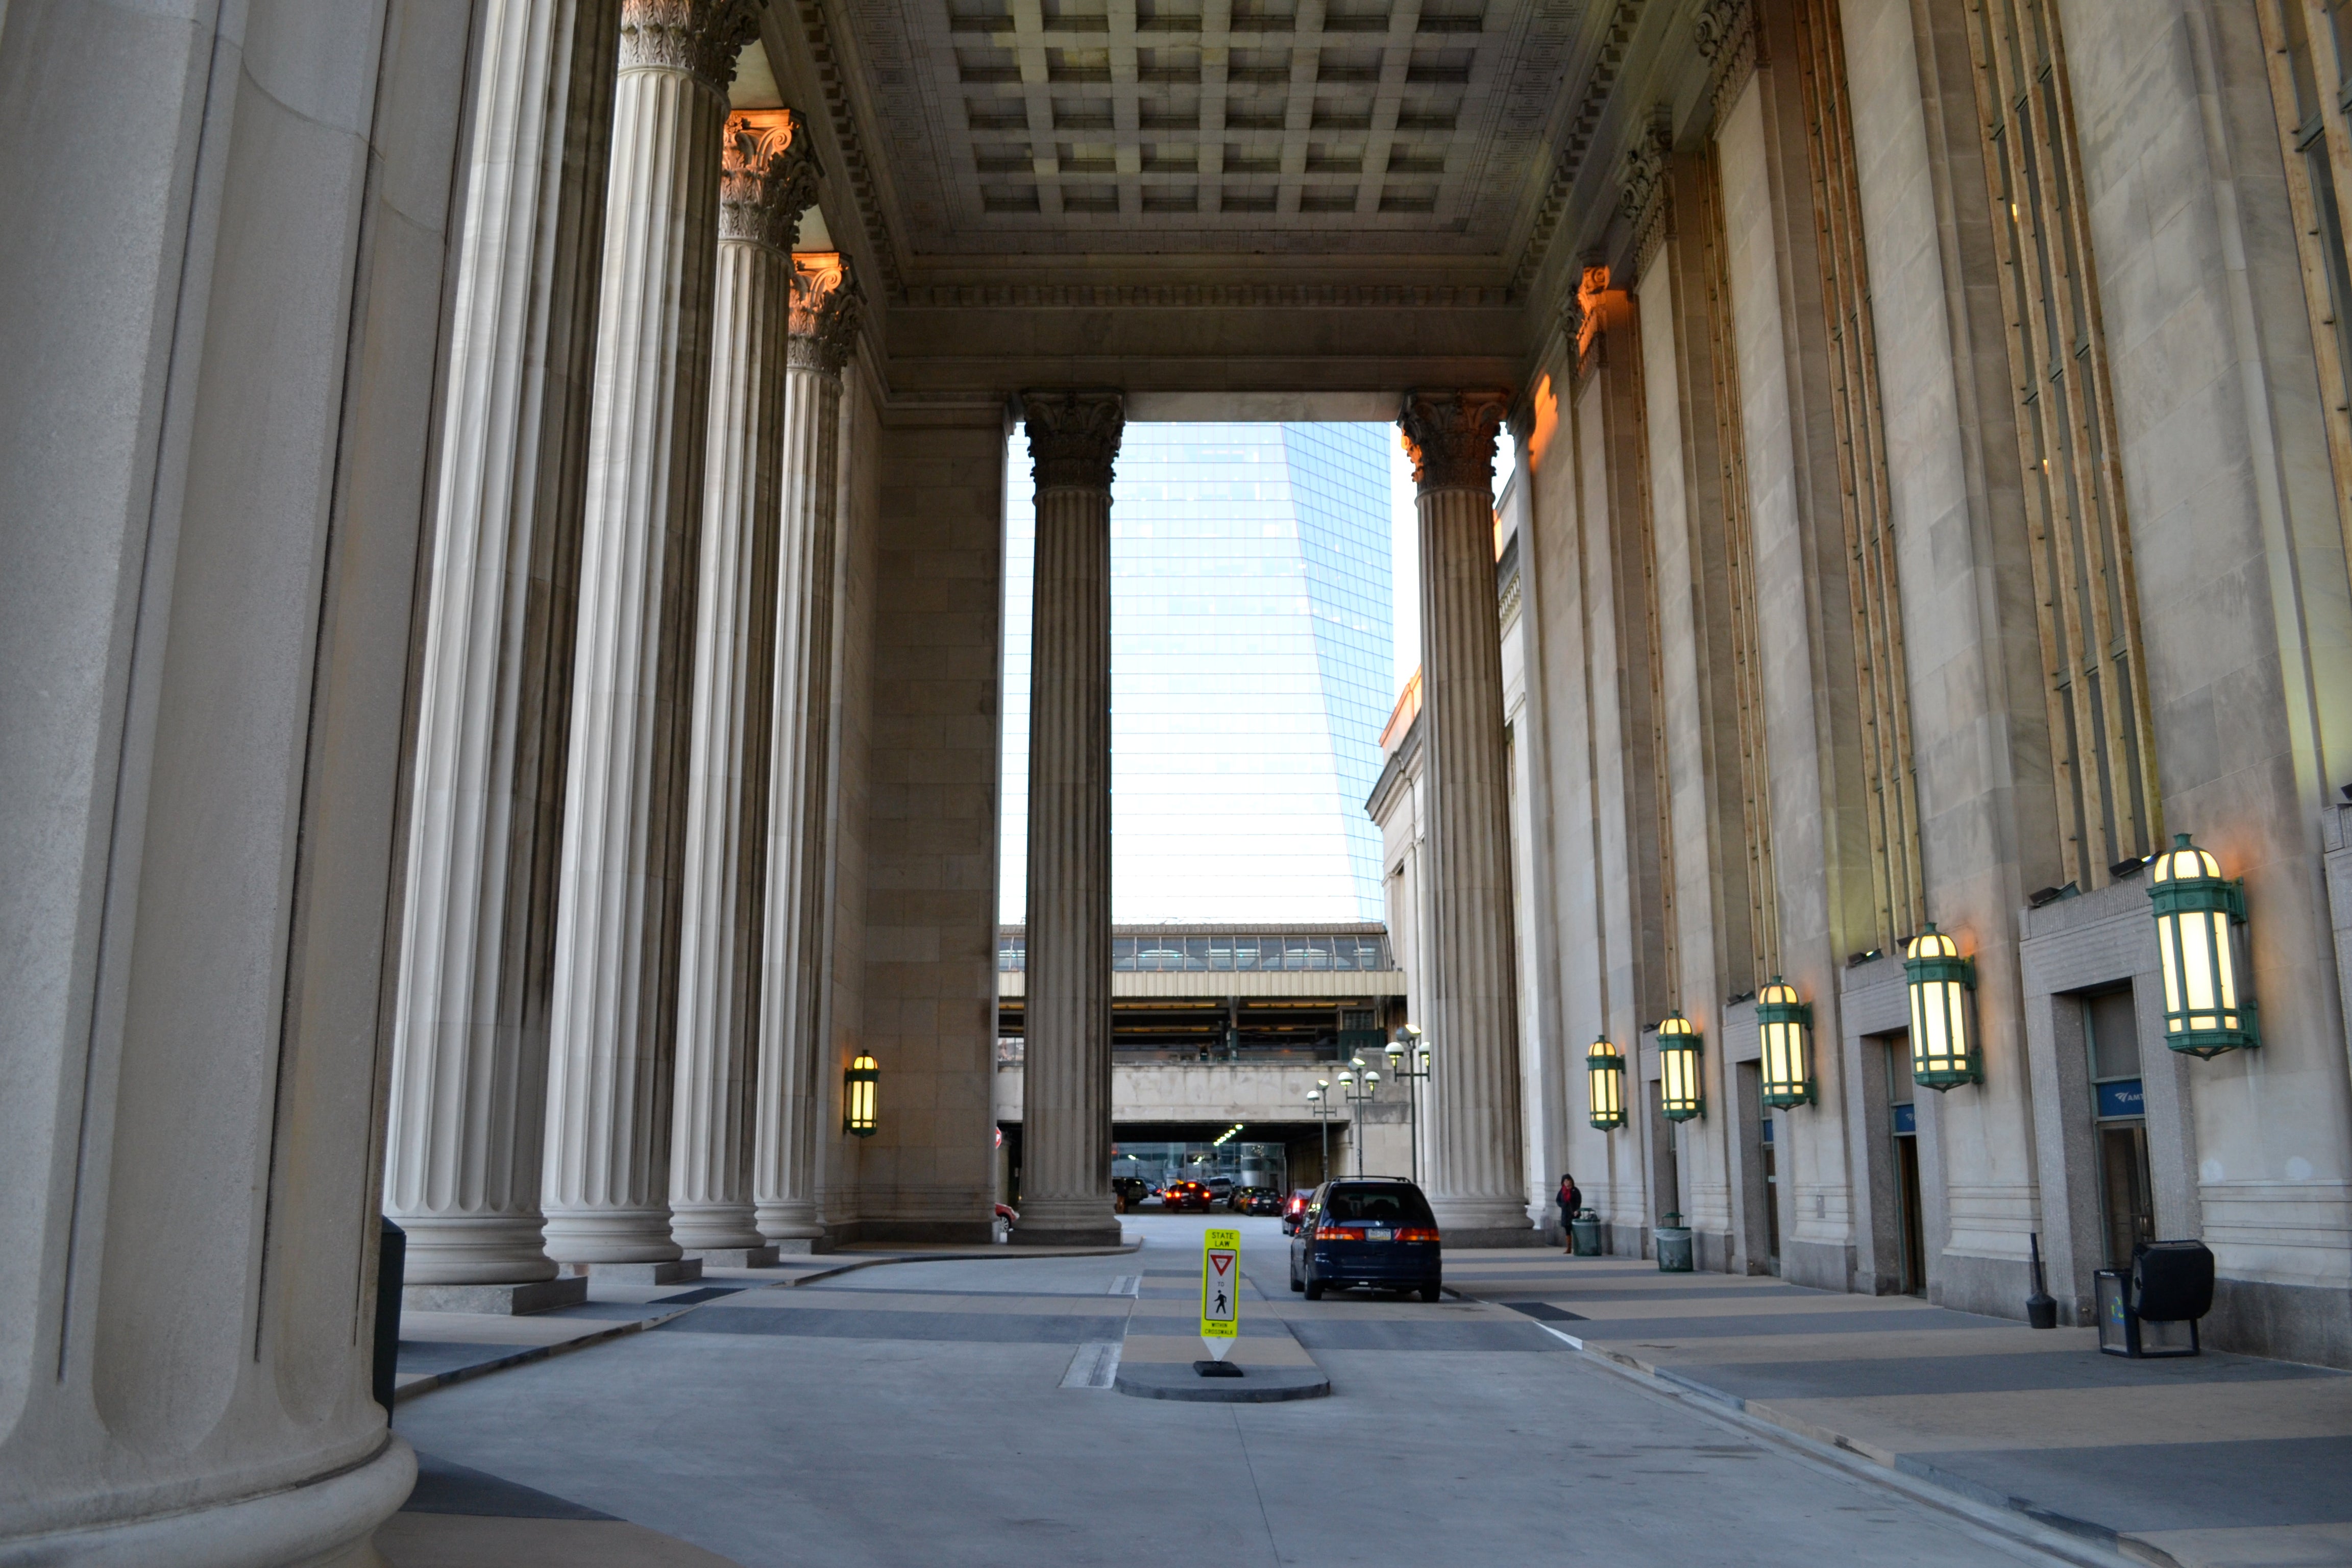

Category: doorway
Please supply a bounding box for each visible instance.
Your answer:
[1761,1112,1781,1270]
[2085,986,2154,1269]
[1886,1035,1925,1295]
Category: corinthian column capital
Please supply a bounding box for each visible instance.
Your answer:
[787,253,864,374]
[620,0,765,94]
[1020,389,1125,492]
[1399,388,1513,495]
[720,109,821,251]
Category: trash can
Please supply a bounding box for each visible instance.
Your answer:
[2097,1238,2212,1359]
[1654,1212,1694,1273]
[373,1217,406,1417]
[1570,1209,1603,1257]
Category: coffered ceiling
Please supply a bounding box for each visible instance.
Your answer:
[807,0,1596,279]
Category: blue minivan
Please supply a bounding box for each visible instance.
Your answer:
[1288,1179,1442,1302]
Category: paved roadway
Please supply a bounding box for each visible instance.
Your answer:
[391,1213,2085,1567]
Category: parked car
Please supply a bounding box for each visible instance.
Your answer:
[1160,1180,1215,1213]
[1289,1178,1442,1302]
[1112,1177,1151,1211]
[1281,1189,1314,1235]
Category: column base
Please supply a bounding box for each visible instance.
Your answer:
[1437,1225,1544,1248]
[402,1277,587,1315]
[683,1245,779,1268]
[570,1257,703,1285]
[0,1436,415,1568]
[769,1237,818,1255]
[386,1214,562,1287]
[541,1208,682,1266]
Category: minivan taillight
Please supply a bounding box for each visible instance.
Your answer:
[1316,1224,1364,1241]
[1395,1228,1442,1243]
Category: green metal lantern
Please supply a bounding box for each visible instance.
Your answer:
[1756,978,1816,1108]
[1658,1013,1705,1122]
[1586,1037,1626,1130]
[843,1052,878,1136]
[1904,925,1980,1090]
[2149,834,2259,1058]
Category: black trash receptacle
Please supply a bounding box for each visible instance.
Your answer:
[2098,1238,2211,1358]
[374,1217,406,1417]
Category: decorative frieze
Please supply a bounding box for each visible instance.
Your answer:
[1021,389,1125,492]
[620,0,765,94]
[719,109,820,252]
[1399,388,1513,494]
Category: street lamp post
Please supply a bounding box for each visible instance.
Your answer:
[1306,1081,1334,1184]
[1384,1025,1431,1186]
[1336,1058,1381,1179]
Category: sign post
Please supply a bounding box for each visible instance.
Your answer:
[1198,1228,1241,1377]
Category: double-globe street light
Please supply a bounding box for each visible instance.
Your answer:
[1305,1079,1336,1184]
[1384,1024,1432,1186]
[1336,1058,1381,1178]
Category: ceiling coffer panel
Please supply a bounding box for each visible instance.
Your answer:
[833,0,1590,259]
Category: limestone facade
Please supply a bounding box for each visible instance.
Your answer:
[9,0,2352,1556]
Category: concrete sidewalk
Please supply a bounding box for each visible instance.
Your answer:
[1445,1251,2351,1568]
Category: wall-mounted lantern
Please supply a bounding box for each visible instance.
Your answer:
[2149,834,2260,1058]
[1658,1013,1705,1122]
[844,1052,878,1136]
[1587,1038,1626,1130]
[1756,978,1816,1108]
[1904,925,1980,1090]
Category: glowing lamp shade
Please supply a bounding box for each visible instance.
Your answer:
[843,1053,878,1136]
[1904,925,1980,1090]
[1586,1038,1626,1130]
[1657,1013,1705,1122]
[1756,978,1816,1109]
[2149,834,2259,1058]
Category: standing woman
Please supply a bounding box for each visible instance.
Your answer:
[1556,1172,1582,1253]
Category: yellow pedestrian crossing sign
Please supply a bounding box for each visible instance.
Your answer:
[1200,1228,1240,1360]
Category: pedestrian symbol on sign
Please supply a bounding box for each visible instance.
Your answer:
[1199,1228,1241,1373]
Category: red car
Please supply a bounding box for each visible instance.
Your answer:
[1160,1180,1214,1212]
[1282,1188,1314,1234]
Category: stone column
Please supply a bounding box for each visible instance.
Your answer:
[543,0,764,1275]
[1399,389,1533,1242]
[670,112,819,1266]
[753,253,863,1247]
[380,0,621,1314]
[1012,390,1125,1247]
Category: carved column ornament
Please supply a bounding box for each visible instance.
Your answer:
[1021,389,1126,491]
[620,0,766,94]
[1400,389,1513,494]
[720,108,820,252]
[787,253,864,374]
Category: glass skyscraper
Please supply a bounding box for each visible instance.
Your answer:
[1001,422,1393,924]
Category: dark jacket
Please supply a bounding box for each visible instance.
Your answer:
[1557,1181,1581,1215]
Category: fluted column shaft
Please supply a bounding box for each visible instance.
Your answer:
[754,255,861,1245]
[669,111,816,1254]
[543,0,761,1265]
[1401,389,1531,1237]
[382,0,621,1289]
[1014,390,1125,1246]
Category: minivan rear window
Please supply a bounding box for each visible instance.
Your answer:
[1322,1186,1434,1226]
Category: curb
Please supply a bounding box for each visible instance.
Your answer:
[391,1303,705,1404]
[1112,1362,1330,1402]
[1529,1321,2144,1568]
